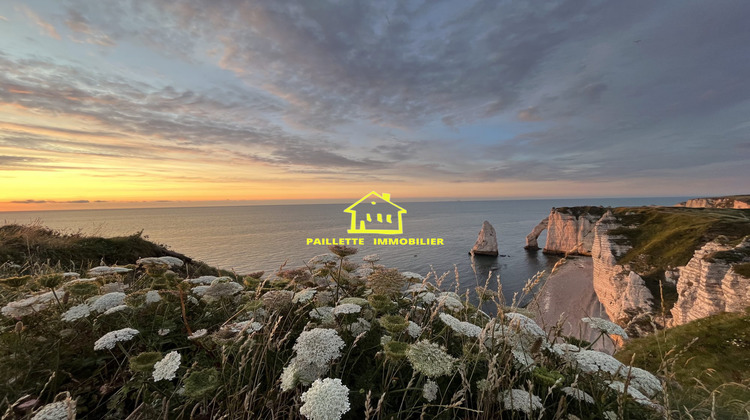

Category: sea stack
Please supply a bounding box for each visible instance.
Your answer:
[470,221,499,256]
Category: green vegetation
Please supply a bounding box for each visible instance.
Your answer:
[554,206,608,218]
[617,309,750,419]
[0,225,670,419]
[734,262,750,278]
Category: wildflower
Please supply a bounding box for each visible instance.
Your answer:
[417,292,436,305]
[280,362,300,391]
[294,328,345,367]
[158,328,171,336]
[348,318,371,336]
[438,313,482,338]
[384,340,409,360]
[500,389,544,414]
[476,379,492,393]
[550,343,581,357]
[188,329,208,340]
[368,268,406,297]
[582,317,629,339]
[353,267,374,278]
[88,266,131,276]
[406,340,457,378]
[31,398,76,420]
[333,303,361,315]
[129,351,163,373]
[405,284,428,293]
[100,282,127,293]
[436,294,463,311]
[145,290,161,304]
[309,306,335,324]
[401,271,424,281]
[422,379,439,401]
[328,245,358,257]
[1,291,59,318]
[378,315,408,334]
[192,285,210,296]
[626,366,662,397]
[362,254,380,263]
[262,290,294,311]
[94,328,139,350]
[61,304,90,322]
[407,321,422,338]
[309,254,340,265]
[183,368,220,400]
[606,380,654,406]
[294,288,318,304]
[367,294,395,313]
[338,297,368,306]
[561,387,595,404]
[102,304,130,316]
[299,378,350,420]
[512,348,536,369]
[153,351,181,381]
[222,321,263,334]
[90,292,126,313]
[137,256,183,267]
[185,276,217,285]
[571,350,625,375]
[204,277,243,298]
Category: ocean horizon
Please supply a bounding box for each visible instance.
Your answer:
[1,196,691,301]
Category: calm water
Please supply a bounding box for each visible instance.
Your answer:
[1,197,687,300]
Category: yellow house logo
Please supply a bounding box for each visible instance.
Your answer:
[344,191,406,234]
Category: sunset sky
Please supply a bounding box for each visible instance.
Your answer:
[1,1,749,211]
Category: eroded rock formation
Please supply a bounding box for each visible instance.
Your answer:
[525,208,604,255]
[676,196,750,209]
[470,220,499,256]
[524,217,548,250]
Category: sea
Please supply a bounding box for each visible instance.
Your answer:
[1,197,688,303]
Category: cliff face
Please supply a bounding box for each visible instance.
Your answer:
[525,208,603,255]
[670,238,750,326]
[591,211,654,325]
[676,196,750,209]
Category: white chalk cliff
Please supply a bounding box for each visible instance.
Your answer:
[676,197,750,209]
[670,238,750,326]
[471,220,499,256]
[524,208,602,255]
[591,211,654,324]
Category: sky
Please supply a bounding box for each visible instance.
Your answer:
[1,0,749,211]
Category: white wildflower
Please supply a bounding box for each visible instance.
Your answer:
[94,328,139,350]
[224,321,263,334]
[204,277,243,298]
[401,271,424,281]
[407,321,422,338]
[603,411,617,420]
[348,318,371,336]
[188,329,207,340]
[406,340,457,378]
[333,303,361,316]
[63,272,80,279]
[293,288,318,304]
[380,335,392,346]
[626,366,662,397]
[550,343,581,357]
[102,304,129,316]
[61,304,90,322]
[153,351,181,381]
[561,387,595,404]
[100,282,126,293]
[88,266,131,276]
[192,285,210,296]
[145,290,161,304]
[572,350,625,375]
[90,292,126,313]
[309,306,335,324]
[422,379,439,401]
[606,380,654,406]
[436,294,463,311]
[362,254,380,263]
[512,348,536,369]
[438,313,482,338]
[417,292,436,305]
[505,312,546,338]
[353,267,374,278]
[294,328,345,367]
[1,291,59,318]
[280,361,300,391]
[500,389,544,414]
[31,399,75,420]
[309,254,339,265]
[158,328,171,336]
[299,378,350,420]
[405,284,428,293]
[185,276,216,285]
[582,317,629,339]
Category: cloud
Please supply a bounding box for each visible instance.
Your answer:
[19,5,61,39]
[10,199,91,204]
[517,107,543,122]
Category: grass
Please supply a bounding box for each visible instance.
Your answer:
[617,309,750,419]
[553,206,608,218]
[734,263,750,278]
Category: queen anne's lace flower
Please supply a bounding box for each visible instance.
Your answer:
[436,294,463,311]
[2,291,60,318]
[90,292,126,313]
[293,289,317,304]
[512,348,536,369]
[348,318,371,336]
[362,254,380,263]
[561,387,595,404]
[309,254,340,265]
[572,350,625,375]
[606,380,654,406]
[294,328,345,367]
[439,313,482,337]
[333,303,361,315]
[309,306,335,324]
[582,317,629,339]
[145,290,161,304]
[204,277,244,298]
[102,304,130,315]
[418,292,436,305]
[422,379,439,401]
[185,276,217,285]
[223,321,263,334]
[88,266,131,276]
[31,399,76,420]
[158,328,170,336]
[188,329,208,340]
[406,340,457,378]
[626,366,662,397]
[299,378,350,420]
[94,328,139,350]
[500,389,544,414]
[61,304,90,322]
[407,321,422,338]
[153,351,181,381]
[401,272,424,281]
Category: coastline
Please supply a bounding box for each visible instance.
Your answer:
[529,256,616,353]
